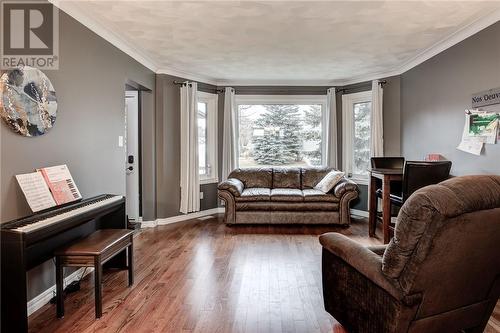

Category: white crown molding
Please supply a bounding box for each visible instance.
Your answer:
[49,0,159,72]
[50,1,500,87]
[396,7,500,75]
[156,67,219,86]
[215,79,344,87]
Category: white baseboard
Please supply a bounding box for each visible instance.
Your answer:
[350,208,398,224]
[27,267,94,316]
[139,220,157,228]
[140,207,224,228]
[350,208,369,217]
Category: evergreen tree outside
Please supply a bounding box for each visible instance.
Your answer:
[252,105,303,165]
[301,105,322,165]
[353,102,371,175]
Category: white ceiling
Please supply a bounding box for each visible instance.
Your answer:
[55,1,500,85]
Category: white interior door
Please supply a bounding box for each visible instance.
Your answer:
[125,90,140,221]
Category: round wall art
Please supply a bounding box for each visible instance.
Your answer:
[0,66,57,137]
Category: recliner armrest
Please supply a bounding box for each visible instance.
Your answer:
[319,233,403,301]
[333,178,358,198]
[218,178,244,197]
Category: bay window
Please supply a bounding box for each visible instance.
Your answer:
[197,91,218,184]
[342,91,372,183]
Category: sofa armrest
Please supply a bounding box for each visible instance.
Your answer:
[218,178,244,197]
[319,233,403,301]
[332,178,358,198]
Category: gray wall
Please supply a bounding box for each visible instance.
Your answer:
[401,22,500,175]
[155,74,220,218]
[0,10,155,300]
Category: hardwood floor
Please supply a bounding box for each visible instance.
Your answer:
[28,215,499,333]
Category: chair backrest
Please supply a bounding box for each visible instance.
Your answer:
[402,161,451,202]
[370,157,405,169]
[382,175,500,325]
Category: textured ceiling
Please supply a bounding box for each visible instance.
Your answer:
[61,1,500,84]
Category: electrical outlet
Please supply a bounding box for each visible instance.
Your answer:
[200,191,204,199]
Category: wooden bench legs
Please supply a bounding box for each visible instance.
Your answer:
[55,231,134,320]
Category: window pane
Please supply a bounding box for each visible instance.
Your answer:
[198,102,207,175]
[238,104,323,168]
[353,101,371,176]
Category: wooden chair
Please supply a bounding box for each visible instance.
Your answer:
[390,161,452,206]
[55,229,134,318]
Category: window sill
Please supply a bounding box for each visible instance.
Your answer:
[200,178,219,185]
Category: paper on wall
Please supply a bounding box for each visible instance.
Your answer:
[457,113,484,155]
[15,172,57,212]
[466,110,499,144]
[457,140,483,156]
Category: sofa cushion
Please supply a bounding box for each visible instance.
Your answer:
[302,189,339,202]
[273,168,301,188]
[235,188,271,202]
[236,202,338,211]
[270,188,304,202]
[314,170,345,193]
[228,168,272,188]
[235,202,271,211]
[301,167,334,189]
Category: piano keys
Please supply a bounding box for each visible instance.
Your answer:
[1,194,126,333]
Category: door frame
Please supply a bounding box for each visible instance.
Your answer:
[125,80,152,219]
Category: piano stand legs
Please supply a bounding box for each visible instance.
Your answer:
[94,257,103,318]
[56,257,64,318]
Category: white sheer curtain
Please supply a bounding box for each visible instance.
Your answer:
[179,82,200,214]
[221,87,237,181]
[371,80,384,157]
[326,88,338,169]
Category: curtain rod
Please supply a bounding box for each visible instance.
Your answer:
[173,80,191,86]
[335,80,387,94]
[173,80,224,93]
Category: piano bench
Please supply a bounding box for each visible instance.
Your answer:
[54,229,134,319]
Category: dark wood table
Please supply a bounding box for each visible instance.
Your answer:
[368,168,403,244]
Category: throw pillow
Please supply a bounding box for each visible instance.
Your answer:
[314,170,345,193]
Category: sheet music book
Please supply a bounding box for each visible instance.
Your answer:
[16,164,82,212]
[15,172,57,212]
[38,165,82,205]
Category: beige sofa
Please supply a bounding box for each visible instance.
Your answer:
[218,167,359,225]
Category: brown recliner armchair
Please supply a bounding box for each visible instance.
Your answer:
[320,175,500,333]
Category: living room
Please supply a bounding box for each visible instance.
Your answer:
[0,1,499,333]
